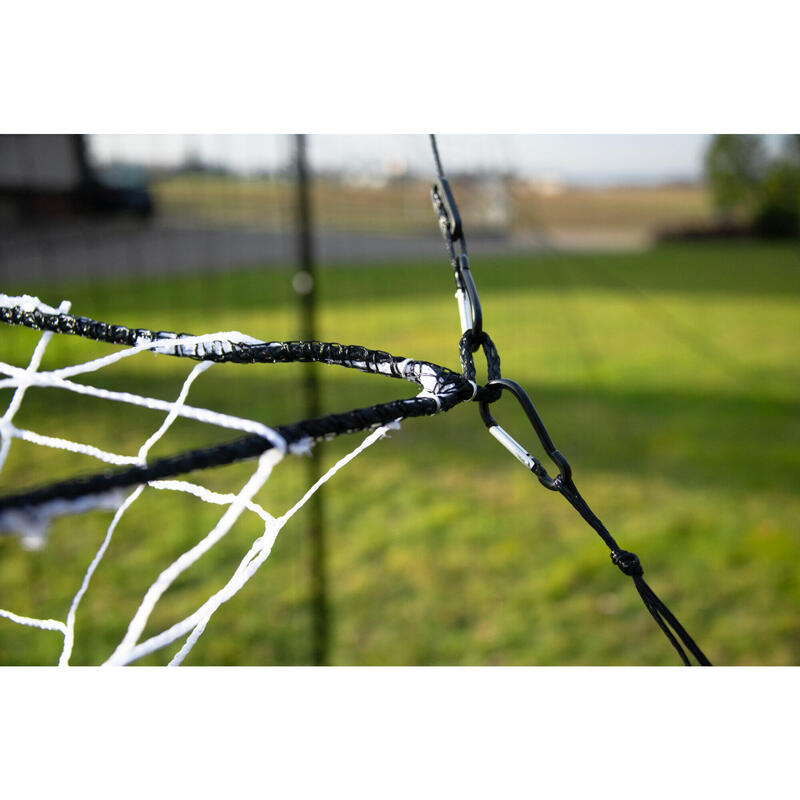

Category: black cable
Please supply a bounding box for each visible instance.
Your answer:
[429,133,446,181]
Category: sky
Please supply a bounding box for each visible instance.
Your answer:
[90,134,714,186]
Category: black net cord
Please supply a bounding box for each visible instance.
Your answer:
[0,388,475,515]
[557,476,711,666]
[0,302,506,403]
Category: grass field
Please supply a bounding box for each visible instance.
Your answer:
[0,241,798,665]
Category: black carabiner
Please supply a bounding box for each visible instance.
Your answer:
[430,178,483,343]
[479,378,572,489]
[434,176,463,242]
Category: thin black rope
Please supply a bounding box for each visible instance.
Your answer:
[429,133,446,181]
[556,477,710,666]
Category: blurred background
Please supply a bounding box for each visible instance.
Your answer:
[0,134,797,665]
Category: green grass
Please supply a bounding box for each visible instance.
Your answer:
[0,241,798,665]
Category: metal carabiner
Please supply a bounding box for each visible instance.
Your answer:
[434,176,463,242]
[478,378,572,490]
[432,177,483,342]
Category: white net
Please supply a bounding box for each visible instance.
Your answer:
[0,294,397,666]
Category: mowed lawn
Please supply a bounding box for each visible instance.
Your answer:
[0,241,798,665]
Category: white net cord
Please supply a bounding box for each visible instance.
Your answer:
[0,295,398,665]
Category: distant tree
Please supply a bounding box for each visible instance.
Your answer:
[782,134,800,165]
[704,135,767,222]
[752,156,800,238]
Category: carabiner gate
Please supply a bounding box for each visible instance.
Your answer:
[454,254,483,342]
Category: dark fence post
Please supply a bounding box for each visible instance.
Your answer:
[293,134,327,665]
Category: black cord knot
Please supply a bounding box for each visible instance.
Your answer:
[611,549,644,577]
[458,329,502,388]
[459,328,482,355]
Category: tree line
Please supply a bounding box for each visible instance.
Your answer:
[705,134,800,238]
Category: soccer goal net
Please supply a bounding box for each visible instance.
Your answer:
[0,136,711,666]
[0,290,484,664]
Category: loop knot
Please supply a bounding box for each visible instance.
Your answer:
[460,328,483,355]
[611,549,644,578]
[459,329,501,385]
